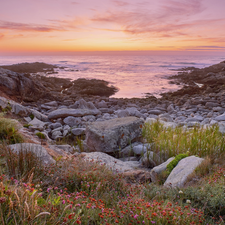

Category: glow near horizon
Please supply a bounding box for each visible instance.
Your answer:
[0,0,225,55]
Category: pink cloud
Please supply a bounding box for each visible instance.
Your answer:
[112,0,130,7]
[0,20,65,32]
[91,0,206,37]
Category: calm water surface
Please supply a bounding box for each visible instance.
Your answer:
[0,54,224,98]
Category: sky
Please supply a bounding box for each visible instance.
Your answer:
[0,0,225,55]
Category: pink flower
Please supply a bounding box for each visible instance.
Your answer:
[134,214,138,219]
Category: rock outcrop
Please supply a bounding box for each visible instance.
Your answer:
[85,117,144,153]
[164,156,204,188]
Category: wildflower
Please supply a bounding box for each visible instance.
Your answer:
[134,214,138,219]
[179,190,183,194]
[151,221,156,224]
[0,197,6,203]
[186,200,191,204]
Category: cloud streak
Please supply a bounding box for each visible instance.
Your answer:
[92,0,207,38]
[0,20,66,32]
[112,0,130,7]
[0,33,4,39]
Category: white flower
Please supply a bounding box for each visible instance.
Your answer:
[186,199,191,204]
[179,190,183,194]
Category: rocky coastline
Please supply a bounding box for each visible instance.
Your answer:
[1,60,225,187]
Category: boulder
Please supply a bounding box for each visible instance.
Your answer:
[29,109,49,122]
[48,99,100,120]
[218,122,225,134]
[49,144,74,154]
[214,113,225,121]
[81,152,141,173]
[115,109,129,118]
[49,122,62,130]
[51,130,63,140]
[151,157,175,174]
[133,144,150,155]
[48,108,100,120]
[0,97,9,109]
[158,114,173,122]
[8,143,55,164]
[71,128,86,136]
[63,116,81,126]
[148,110,162,115]
[85,117,144,153]
[11,103,28,117]
[126,107,143,118]
[164,156,204,188]
[29,117,46,131]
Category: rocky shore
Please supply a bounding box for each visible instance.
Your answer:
[1,60,225,187]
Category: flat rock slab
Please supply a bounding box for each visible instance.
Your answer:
[164,156,204,188]
[85,116,144,153]
[48,108,100,120]
[81,152,141,173]
[151,157,175,174]
[8,143,55,164]
[214,113,225,121]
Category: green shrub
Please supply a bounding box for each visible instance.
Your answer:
[29,113,34,120]
[167,153,189,172]
[36,132,46,139]
[0,113,23,144]
[23,124,31,128]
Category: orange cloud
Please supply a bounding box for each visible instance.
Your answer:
[0,33,4,39]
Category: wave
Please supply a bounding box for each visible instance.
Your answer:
[79,62,99,65]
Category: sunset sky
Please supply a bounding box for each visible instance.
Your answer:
[0,0,225,55]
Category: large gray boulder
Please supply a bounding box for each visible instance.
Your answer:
[48,99,100,120]
[164,156,204,188]
[48,108,100,120]
[8,143,55,164]
[85,117,144,153]
[82,152,141,173]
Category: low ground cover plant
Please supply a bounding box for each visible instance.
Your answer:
[0,116,225,224]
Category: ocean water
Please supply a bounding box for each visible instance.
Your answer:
[0,54,224,98]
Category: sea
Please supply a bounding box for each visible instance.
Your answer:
[0,53,224,98]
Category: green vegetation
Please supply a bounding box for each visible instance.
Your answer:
[0,113,23,144]
[29,113,35,120]
[0,148,205,225]
[0,104,12,113]
[167,153,189,173]
[23,124,31,128]
[143,120,225,162]
[35,132,46,140]
[1,116,225,224]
